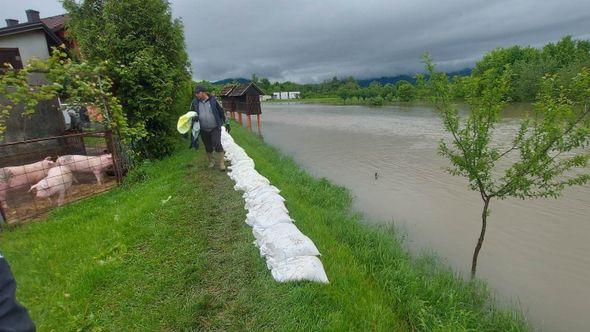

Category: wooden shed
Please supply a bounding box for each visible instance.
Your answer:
[220,83,264,134]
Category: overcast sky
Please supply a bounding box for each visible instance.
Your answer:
[2,0,590,82]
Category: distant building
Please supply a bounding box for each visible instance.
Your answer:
[260,95,272,101]
[0,10,74,143]
[220,82,264,115]
[272,91,300,100]
[220,82,265,135]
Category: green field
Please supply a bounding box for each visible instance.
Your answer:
[0,124,528,331]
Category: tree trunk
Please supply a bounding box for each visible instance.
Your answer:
[471,197,490,279]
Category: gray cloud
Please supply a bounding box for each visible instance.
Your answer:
[3,0,590,82]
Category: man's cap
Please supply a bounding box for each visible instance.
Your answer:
[194,86,207,94]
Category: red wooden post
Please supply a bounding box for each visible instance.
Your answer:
[231,111,235,120]
[246,114,252,131]
[238,112,243,125]
[257,114,262,137]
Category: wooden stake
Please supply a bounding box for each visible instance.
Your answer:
[247,114,252,131]
[238,112,243,125]
[257,114,263,137]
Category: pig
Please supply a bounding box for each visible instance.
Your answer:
[55,154,113,185]
[29,166,75,206]
[0,157,55,209]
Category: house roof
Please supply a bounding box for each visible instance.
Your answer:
[0,21,62,45]
[41,14,69,32]
[220,83,264,97]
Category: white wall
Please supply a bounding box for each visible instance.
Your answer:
[0,30,50,64]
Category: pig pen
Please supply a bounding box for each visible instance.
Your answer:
[0,131,125,225]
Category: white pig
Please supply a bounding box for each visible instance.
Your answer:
[29,166,75,206]
[55,154,113,185]
[0,157,55,209]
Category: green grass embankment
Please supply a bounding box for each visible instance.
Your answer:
[0,123,528,331]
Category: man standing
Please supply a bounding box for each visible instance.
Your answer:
[191,86,230,171]
[0,254,35,331]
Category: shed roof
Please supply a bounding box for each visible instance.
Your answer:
[220,82,264,97]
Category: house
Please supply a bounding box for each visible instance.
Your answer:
[219,82,264,134]
[220,82,264,115]
[272,91,300,100]
[0,10,74,144]
[0,10,67,71]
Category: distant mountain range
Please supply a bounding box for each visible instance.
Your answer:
[357,68,472,87]
[213,78,251,85]
[213,68,472,87]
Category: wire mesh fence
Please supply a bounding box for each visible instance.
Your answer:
[0,131,126,225]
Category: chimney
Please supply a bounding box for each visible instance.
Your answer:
[25,9,41,23]
[5,19,19,27]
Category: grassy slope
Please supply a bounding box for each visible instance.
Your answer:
[0,124,528,331]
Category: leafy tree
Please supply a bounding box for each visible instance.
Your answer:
[337,86,351,103]
[424,54,590,279]
[472,36,590,102]
[63,0,191,159]
[395,80,416,102]
[414,73,429,101]
[0,48,132,142]
[382,83,395,99]
[259,78,271,93]
[251,73,259,85]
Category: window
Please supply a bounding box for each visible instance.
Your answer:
[0,48,24,72]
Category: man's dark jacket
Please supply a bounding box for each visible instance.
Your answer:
[0,256,35,332]
[190,95,226,128]
[189,95,227,149]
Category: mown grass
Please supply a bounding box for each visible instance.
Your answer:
[0,123,529,331]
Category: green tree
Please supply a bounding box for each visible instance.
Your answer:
[1,48,132,142]
[337,86,351,103]
[251,73,259,85]
[424,54,590,279]
[63,0,191,158]
[395,80,416,102]
[414,73,429,100]
[259,78,271,93]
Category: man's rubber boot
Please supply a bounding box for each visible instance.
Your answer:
[217,152,226,171]
[207,153,215,168]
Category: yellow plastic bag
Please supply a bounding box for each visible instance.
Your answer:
[177,111,197,134]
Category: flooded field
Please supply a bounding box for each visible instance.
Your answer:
[259,102,590,331]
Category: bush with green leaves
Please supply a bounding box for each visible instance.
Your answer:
[424,53,590,278]
[0,48,134,143]
[63,0,191,159]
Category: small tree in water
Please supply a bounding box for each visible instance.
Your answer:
[423,54,590,279]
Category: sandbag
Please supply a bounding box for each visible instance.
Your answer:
[271,256,329,283]
[246,207,293,229]
[243,185,280,199]
[220,127,328,283]
[256,223,321,268]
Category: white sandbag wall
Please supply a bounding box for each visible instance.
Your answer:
[220,129,329,283]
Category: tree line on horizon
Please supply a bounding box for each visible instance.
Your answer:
[202,36,590,106]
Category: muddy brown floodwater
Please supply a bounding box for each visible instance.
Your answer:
[257,102,590,332]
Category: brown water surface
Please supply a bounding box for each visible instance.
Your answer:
[259,102,590,332]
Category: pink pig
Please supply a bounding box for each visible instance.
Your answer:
[0,157,55,209]
[56,154,113,185]
[29,166,75,206]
